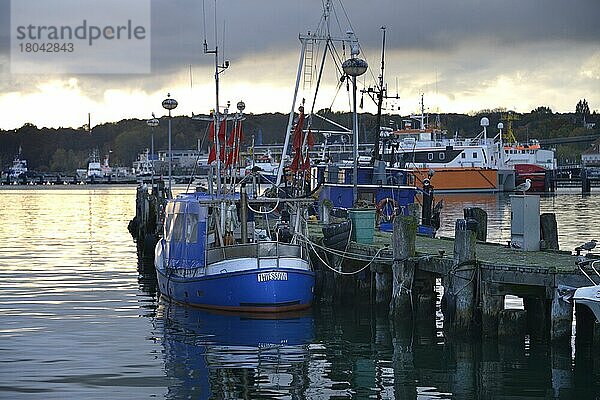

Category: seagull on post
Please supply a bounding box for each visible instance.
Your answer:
[574,239,597,255]
[514,178,531,195]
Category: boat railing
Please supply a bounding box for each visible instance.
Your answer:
[577,259,600,285]
[206,241,306,265]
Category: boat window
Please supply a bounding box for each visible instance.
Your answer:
[473,152,478,158]
[165,214,173,240]
[172,213,185,242]
[439,152,445,160]
[428,152,434,161]
[461,153,466,159]
[186,213,199,244]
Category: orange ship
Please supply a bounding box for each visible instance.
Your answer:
[412,167,503,193]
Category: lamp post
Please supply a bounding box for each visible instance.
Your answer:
[146,113,159,184]
[342,35,368,206]
[162,93,178,192]
[497,122,504,166]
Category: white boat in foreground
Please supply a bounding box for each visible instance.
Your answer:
[573,260,600,322]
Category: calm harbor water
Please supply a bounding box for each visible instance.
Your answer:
[1,185,599,399]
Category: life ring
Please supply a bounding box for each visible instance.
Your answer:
[376,197,399,223]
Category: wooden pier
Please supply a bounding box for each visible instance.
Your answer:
[308,214,599,344]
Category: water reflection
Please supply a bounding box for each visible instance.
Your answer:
[157,301,314,399]
[309,306,599,399]
[156,302,599,399]
[2,187,599,398]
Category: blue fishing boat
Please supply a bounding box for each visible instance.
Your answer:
[154,14,315,312]
[155,192,315,312]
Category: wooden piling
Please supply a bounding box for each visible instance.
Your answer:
[478,342,501,398]
[375,268,392,305]
[524,297,549,343]
[450,342,476,398]
[551,344,574,398]
[413,270,437,322]
[540,213,559,250]
[447,218,477,335]
[481,282,504,338]
[581,168,591,194]
[550,288,573,342]
[464,207,487,242]
[498,309,526,342]
[407,203,420,221]
[389,214,417,320]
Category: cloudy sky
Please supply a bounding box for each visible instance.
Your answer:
[0,0,599,130]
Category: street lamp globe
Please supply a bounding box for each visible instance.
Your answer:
[342,57,368,77]
[162,93,178,111]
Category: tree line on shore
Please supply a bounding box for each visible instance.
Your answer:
[0,101,597,173]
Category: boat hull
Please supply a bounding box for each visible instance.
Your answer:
[412,167,505,193]
[156,266,315,312]
[574,285,600,322]
[514,164,556,192]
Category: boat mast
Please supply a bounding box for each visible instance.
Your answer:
[410,93,427,130]
[276,0,351,190]
[203,3,229,196]
[363,27,398,163]
[373,27,386,162]
[276,40,306,189]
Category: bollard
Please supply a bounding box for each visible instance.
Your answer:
[463,207,487,242]
[540,213,559,250]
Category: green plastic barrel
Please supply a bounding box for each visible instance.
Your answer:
[349,208,376,244]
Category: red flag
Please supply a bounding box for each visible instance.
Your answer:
[307,129,314,148]
[238,122,244,141]
[208,121,215,141]
[227,123,237,147]
[302,153,311,171]
[226,144,240,167]
[218,120,226,142]
[290,151,301,172]
[292,112,305,151]
[208,120,227,165]
[208,144,216,164]
[207,120,216,164]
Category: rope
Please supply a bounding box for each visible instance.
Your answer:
[246,197,281,215]
[304,235,385,276]
[447,260,479,296]
[298,233,392,263]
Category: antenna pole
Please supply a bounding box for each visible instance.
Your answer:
[203,0,228,196]
[373,26,386,162]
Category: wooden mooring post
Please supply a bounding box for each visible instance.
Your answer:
[464,207,487,242]
[389,214,417,320]
[444,218,478,335]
